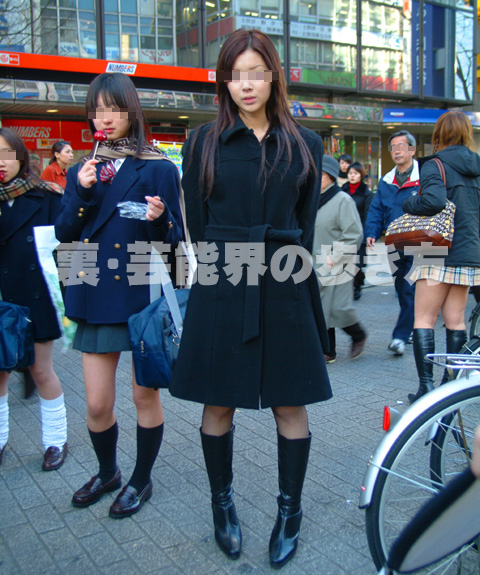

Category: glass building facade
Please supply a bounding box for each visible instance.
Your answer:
[0,0,475,104]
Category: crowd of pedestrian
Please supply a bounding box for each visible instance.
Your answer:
[1,26,480,570]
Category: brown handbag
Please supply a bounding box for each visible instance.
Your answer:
[384,158,455,250]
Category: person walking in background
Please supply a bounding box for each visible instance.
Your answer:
[55,73,183,518]
[337,153,352,187]
[0,128,68,471]
[313,156,368,363]
[403,111,480,403]
[41,141,74,190]
[169,29,332,568]
[365,130,419,357]
[342,161,372,300]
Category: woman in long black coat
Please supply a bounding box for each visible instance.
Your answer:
[0,127,68,471]
[170,29,332,568]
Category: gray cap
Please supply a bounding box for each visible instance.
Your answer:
[322,156,340,180]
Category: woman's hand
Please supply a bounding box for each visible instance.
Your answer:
[78,159,99,188]
[145,195,165,221]
[326,255,334,268]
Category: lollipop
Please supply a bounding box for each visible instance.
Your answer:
[92,130,107,159]
[0,172,5,182]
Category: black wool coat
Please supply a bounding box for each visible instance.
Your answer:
[169,117,332,409]
[341,181,373,230]
[0,188,62,341]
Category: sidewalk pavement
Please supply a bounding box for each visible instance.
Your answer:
[0,251,474,575]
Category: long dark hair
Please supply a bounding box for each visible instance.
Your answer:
[85,73,147,155]
[49,140,70,164]
[194,29,316,197]
[0,127,40,182]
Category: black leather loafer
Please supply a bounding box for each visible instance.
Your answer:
[42,443,68,471]
[72,467,122,508]
[109,481,153,519]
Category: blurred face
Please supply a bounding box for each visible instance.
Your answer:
[55,144,74,167]
[389,135,415,170]
[0,135,21,184]
[226,49,272,122]
[91,95,131,141]
[348,168,362,184]
[321,171,333,192]
[339,159,350,172]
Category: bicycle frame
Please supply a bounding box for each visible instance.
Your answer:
[359,374,480,509]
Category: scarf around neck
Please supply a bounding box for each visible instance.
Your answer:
[83,137,170,163]
[318,182,341,210]
[0,176,63,202]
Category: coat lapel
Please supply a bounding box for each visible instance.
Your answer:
[90,157,144,236]
[0,192,42,242]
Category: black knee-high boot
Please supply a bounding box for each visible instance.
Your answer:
[269,432,311,569]
[200,427,242,559]
[408,328,435,404]
[440,329,467,384]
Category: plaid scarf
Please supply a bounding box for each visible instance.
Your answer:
[0,176,63,202]
[84,138,170,163]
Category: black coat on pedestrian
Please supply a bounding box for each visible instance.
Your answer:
[341,181,373,230]
[403,145,480,267]
[0,188,62,341]
[169,116,332,409]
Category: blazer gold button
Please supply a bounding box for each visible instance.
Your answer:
[168,221,173,229]
[114,243,121,249]
[78,271,86,278]
[78,213,84,217]
[79,207,85,212]
[83,238,89,244]
[114,275,121,281]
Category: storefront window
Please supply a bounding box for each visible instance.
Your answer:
[422,1,473,101]
[176,0,200,67]
[289,0,356,88]
[361,0,414,94]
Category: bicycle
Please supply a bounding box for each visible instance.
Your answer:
[469,300,480,340]
[359,354,480,574]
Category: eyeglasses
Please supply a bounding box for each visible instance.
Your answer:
[388,144,415,151]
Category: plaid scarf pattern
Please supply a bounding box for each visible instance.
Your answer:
[0,176,63,202]
[84,138,170,163]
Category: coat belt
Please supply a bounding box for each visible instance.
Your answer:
[203,224,328,347]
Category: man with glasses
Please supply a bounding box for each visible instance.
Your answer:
[365,130,419,356]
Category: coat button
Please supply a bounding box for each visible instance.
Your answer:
[114,243,121,249]
[78,213,84,218]
[168,221,173,229]
[26,235,33,242]
[29,264,36,271]
[78,271,86,278]
[114,275,121,281]
[83,238,89,244]
[79,207,85,212]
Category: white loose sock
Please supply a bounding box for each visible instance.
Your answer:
[40,394,67,450]
[0,394,8,449]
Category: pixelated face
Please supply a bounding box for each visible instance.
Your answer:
[0,135,21,183]
[388,135,415,168]
[339,159,350,172]
[56,144,74,166]
[347,168,362,185]
[225,49,273,120]
[90,95,132,141]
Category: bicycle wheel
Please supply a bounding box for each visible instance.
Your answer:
[365,386,480,572]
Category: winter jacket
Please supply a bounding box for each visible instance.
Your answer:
[341,180,373,230]
[364,160,420,240]
[403,145,480,267]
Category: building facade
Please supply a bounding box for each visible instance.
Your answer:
[0,0,477,187]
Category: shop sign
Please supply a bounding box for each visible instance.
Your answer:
[236,16,283,36]
[105,62,137,74]
[0,52,19,66]
[1,119,91,150]
[290,68,301,82]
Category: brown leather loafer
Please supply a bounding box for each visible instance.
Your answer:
[109,480,153,519]
[42,443,68,471]
[351,336,367,360]
[72,468,122,508]
[0,444,6,465]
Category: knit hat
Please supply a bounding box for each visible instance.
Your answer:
[322,156,340,180]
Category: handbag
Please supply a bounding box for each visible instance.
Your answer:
[0,301,35,371]
[128,188,196,389]
[385,158,455,250]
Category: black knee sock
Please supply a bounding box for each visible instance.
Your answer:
[88,422,118,483]
[128,423,164,492]
[327,328,336,356]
